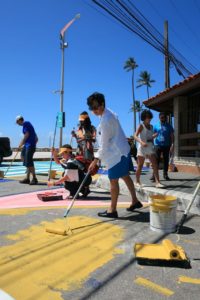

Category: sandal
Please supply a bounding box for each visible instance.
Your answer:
[126,201,143,212]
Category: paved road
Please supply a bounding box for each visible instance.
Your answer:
[0,172,200,300]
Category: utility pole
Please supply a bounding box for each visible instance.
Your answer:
[58,14,80,147]
[164,20,170,89]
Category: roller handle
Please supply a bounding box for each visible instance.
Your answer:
[176,181,200,233]
[48,116,58,181]
[64,171,91,218]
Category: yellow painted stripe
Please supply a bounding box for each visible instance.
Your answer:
[135,277,174,296]
[179,276,200,284]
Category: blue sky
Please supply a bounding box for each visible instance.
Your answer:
[1,0,200,147]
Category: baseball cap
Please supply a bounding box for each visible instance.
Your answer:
[58,145,73,155]
[16,115,23,123]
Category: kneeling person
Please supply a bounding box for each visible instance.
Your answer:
[48,144,91,198]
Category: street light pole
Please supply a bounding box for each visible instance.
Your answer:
[59,14,80,148]
[59,37,67,147]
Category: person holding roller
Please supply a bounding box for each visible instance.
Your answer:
[16,115,38,185]
[87,92,142,218]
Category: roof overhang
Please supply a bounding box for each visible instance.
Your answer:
[143,73,200,113]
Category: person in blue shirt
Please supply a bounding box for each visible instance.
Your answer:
[16,115,38,185]
[152,112,174,180]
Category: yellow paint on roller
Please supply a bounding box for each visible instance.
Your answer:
[134,239,187,261]
[45,227,68,235]
[134,277,174,296]
[162,239,180,259]
[0,216,124,300]
[178,276,200,284]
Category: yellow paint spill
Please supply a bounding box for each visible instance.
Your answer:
[135,277,174,296]
[179,276,200,284]
[0,216,124,300]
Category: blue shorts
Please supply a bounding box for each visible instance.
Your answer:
[108,153,133,180]
[21,146,36,167]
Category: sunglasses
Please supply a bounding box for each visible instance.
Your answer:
[89,105,99,111]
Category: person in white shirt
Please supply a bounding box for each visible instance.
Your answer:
[87,92,142,218]
[134,110,164,188]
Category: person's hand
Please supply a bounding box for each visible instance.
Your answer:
[152,132,158,138]
[47,181,54,187]
[88,159,98,173]
[51,147,58,156]
[141,141,148,147]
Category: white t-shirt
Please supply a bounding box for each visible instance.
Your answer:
[61,158,79,182]
[95,108,130,169]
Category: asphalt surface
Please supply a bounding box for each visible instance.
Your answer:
[0,167,200,300]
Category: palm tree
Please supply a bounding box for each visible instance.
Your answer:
[131,100,143,124]
[124,57,138,132]
[137,71,155,99]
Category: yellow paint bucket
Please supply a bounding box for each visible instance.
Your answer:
[0,171,4,178]
[149,195,177,233]
[48,170,57,179]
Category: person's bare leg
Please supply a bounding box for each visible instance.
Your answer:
[122,175,139,205]
[149,154,160,184]
[29,166,36,179]
[135,156,145,184]
[25,168,30,180]
[109,178,119,212]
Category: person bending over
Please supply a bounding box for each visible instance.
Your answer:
[87,92,142,218]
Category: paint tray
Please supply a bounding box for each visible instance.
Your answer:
[134,239,190,268]
[37,191,63,201]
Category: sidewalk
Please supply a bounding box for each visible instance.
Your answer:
[96,169,200,215]
[3,152,200,215]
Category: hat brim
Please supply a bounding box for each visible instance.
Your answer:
[58,147,72,155]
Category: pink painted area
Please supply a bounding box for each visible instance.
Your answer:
[0,188,129,209]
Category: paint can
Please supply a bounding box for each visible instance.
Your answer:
[149,195,177,233]
[48,170,57,179]
[0,170,4,178]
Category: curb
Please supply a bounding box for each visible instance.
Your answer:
[96,175,200,215]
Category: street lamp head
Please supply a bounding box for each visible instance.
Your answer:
[75,13,81,19]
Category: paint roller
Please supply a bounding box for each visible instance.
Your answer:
[46,171,91,236]
[45,228,68,235]
[162,239,180,259]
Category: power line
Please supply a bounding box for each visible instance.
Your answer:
[169,0,200,44]
[147,0,200,61]
[91,0,199,78]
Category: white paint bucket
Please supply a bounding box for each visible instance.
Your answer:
[149,195,177,233]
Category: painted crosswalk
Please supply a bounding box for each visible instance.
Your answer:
[0,161,63,178]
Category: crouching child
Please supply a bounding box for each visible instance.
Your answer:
[47,144,92,198]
